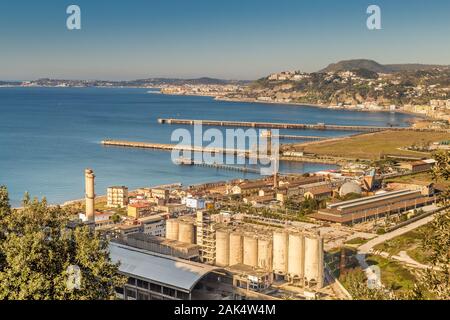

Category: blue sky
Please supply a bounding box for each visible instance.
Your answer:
[0,0,449,80]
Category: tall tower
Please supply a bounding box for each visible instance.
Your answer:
[260,130,278,188]
[85,168,95,223]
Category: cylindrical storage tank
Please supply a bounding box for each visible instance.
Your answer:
[166,219,179,241]
[287,233,304,278]
[243,236,258,267]
[229,232,243,265]
[178,222,195,244]
[257,238,272,271]
[215,230,230,267]
[272,231,288,274]
[304,236,323,284]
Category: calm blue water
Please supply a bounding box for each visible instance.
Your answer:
[0,87,414,206]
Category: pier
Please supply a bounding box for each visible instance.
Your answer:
[174,157,261,174]
[101,140,256,158]
[157,118,444,132]
[276,134,328,141]
[158,118,398,132]
[101,139,345,165]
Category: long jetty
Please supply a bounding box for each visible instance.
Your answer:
[157,118,442,132]
[101,140,254,158]
[174,157,261,174]
[276,134,327,141]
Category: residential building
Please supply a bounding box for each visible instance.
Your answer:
[107,186,129,208]
[128,203,153,219]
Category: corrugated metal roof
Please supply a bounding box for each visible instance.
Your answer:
[109,242,220,292]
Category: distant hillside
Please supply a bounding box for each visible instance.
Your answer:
[385,64,447,72]
[319,59,447,74]
[0,81,21,86]
[23,77,250,87]
[228,60,450,107]
[130,77,248,86]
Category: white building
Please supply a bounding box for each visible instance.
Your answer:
[107,186,129,208]
[139,215,166,237]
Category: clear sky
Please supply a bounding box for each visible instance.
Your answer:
[1,0,449,80]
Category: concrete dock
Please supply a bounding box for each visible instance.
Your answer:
[175,157,261,174]
[102,139,342,165]
[102,140,253,157]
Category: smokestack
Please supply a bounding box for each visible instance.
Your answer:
[85,168,95,222]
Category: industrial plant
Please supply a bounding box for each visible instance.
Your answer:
[76,151,444,301]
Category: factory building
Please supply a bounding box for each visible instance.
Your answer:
[407,159,436,173]
[107,186,129,208]
[109,242,227,300]
[303,186,334,201]
[212,228,324,288]
[114,233,200,260]
[139,215,166,237]
[167,212,325,289]
[313,189,437,224]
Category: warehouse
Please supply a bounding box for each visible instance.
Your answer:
[313,189,436,224]
[109,242,228,300]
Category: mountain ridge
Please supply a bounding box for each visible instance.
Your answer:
[318,59,448,73]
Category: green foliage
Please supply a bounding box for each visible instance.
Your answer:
[110,213,122,224]
[413,212,450,300]
[340,268,392,300]
[0,186,11,267]
[412,151,450,299]
[0,191,125,300]
[347,152,450,300]
[345,237,368,246]
[373,224,431,260]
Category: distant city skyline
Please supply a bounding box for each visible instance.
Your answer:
[1,0,450,80]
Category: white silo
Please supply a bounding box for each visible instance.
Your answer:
[257,238,273,271]
[287,233,305,279]
[166,219,179,241]
[229,232,243,266]
[215,230,230,267]
[243,235,258,267]
[178,221,196,244]
[272,231,288,275]
[304,236,324,288]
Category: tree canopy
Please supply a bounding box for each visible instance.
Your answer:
[0,189,125,300]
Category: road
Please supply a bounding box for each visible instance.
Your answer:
[358,214,436,255]
[355,212,438,288]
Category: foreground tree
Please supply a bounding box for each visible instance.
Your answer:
[0,186,11,268]
[410,151,450,300]
[0,191,125,300]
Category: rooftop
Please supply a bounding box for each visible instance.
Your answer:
[109,243,221,292]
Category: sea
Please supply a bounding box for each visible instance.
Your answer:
[0,87,415,207]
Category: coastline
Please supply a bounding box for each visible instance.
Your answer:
[214,96,425,119]
[0,85,429,122]
[156,90,427,121]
